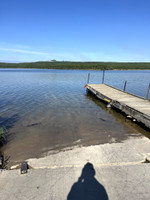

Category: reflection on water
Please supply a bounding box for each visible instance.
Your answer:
[0,69,150,166]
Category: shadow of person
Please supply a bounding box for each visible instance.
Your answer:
[67,162,108,200]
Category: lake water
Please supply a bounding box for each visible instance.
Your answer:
[0,69,150,167]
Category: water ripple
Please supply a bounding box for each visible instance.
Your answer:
[0,69,150,166]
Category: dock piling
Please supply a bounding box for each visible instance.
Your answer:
[123,81,127,92]
[146,83,150,100]
[102,70,105,84]
[87,73,90,84]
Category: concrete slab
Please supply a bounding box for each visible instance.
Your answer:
[0,137,150,200]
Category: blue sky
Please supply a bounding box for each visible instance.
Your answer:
[0,0,150,62]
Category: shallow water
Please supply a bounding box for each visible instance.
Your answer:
[0,69,150,166]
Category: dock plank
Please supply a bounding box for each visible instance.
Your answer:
[87,84,150,129]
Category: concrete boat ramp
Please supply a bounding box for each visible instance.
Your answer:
[86,84,150,129]
[0,137,150,200]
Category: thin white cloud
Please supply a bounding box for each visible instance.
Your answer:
[0,46,86,61]
[0,47,50,55]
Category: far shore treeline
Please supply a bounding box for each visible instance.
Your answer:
[0,61,150,70]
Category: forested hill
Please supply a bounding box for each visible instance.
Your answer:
[0,61,150,70]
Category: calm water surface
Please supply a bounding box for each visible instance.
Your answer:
[0,69,150,166]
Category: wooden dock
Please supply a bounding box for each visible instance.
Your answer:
[86,84,150,129]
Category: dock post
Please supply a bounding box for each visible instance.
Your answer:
[87,73,90,84]
[146,83,150,100]
[123,81,127,92]
[102,70,105,84]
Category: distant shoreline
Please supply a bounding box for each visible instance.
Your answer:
[0,61,150,70]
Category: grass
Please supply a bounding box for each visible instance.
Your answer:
[0,127,7,169]
[0,127,6,145]
[0,61,150,70]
